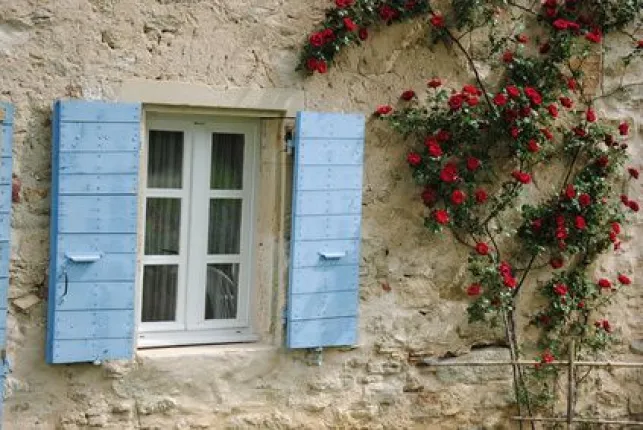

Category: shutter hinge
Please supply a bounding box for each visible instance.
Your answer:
[284,125,294,155]
[281,307,288,324]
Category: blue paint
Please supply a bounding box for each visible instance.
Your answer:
[47,100,141,364]
[0,102,13,423]
[287,111,365,349]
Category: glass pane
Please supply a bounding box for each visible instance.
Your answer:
[145,198,181,255]
[205,264,239,320]
[148,130,184,189]
[211,133,244,190]
[208,199,242,255]
[142,265,178,322]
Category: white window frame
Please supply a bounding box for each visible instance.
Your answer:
[137,114,260,348]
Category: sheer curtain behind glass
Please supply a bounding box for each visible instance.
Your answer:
[205,133,244,320]
[142,130,183,323]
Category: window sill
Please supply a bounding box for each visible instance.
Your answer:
[135,341,277,359]
[137,330,260,349]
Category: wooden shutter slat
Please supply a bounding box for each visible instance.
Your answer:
[47,100,141,364]
[286,111,365,349]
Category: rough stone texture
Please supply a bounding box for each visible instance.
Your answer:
[0,1,641,429]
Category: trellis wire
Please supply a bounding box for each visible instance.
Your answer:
[420,342,643,427]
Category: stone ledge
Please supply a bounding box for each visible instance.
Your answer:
[116,80,306,117]
[136,343,279,360]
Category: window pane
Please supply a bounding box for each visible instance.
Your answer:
[142,265,178,322]
[145,198,181,255]
[148,130,183,189]
[208,199,242,255]
[211,133,244,190]
[205,264,239,320]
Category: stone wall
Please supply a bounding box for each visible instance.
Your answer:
[0,0,641,428]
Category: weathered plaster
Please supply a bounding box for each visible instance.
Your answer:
[0,0,641,428]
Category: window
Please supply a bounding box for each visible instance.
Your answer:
[138,116,259,347]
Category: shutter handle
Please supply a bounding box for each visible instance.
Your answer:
[318,251,345,260]
[65,253,102,263]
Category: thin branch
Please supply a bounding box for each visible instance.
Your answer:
[592,82,643,102]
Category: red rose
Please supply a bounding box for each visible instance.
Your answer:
[401,90,416,101]
[564,184,576,199]
[547,104,559,118]
[440,163,459,183]
[516,34,528,44]
[556,226,568,240]
[335,0,354,8]
[597,155,609,168]
[621,194,630,205]
[379,5,396,21]
[422,187,438,206]
[430,13,445,28]
[574,215,586,230]
[510,127,520,139]
[376,105,393,115]
[618,274,631,285]
[539,42,551,54]
[405,0,417,10]
[550,257,564,269]
[544,0,556,8]
[611,222,621,234]
[322,28,335,43]
[498,261,512,277]
[475,242,489,255]
[343,17,358,32]
[619,122,629,136]
[545,7,557,18]
[578,193,591,207]
[309,32,324,47]
[503,275,517,289]
[553,283,568,296]
[598,278,612,289]
[448,94,465,110]
[556,215,565,226]
[467,283,482,296]
[433,209,450,225]
[541,350,555,364]
[466,96,479,107]
[638,40,643,49]
[306,58,319,71]
[427,141,443,158]
[475,189,488,204]
[586,108,596,122]
[407,152,422,166]
[541,128,554,141]
[527,139,540,153]
[567,78,577,91]
[316,60,328,74]
[531,218,543,231]
[519,106,531,118]
[493,93,508,106]
[462,85,481,96]
[437,130,451,142]
[504,109,518,122]
[560,96,573,108]
[574,127,587,137]
[525,87,542,105]
[553,19,569,30]
[506,85,521,98]
[628,200,640,212]
[512,170,531,184]
[428,78,442,88]
[502,51,514,63]
[602,320,612,332]
[609,231,618,243]
[466,156,481,171]
[451,189,466,205]
[628,167,639,179]
[585,30,602,43]
[358,28,368,40]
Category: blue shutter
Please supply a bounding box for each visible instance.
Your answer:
[0,103,14,419]
[46,100,141,364]
[286,111,365,349]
